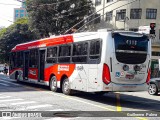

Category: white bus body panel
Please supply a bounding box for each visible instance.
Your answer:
[70,31,151,92]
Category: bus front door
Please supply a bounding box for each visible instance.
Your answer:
[23,51,29,80]
[38,49,46,82]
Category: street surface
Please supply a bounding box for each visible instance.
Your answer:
[0,74,160,120]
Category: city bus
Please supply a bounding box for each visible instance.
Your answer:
[9,30,151,95]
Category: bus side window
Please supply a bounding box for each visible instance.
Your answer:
[46,47,57,63]
[72,42,88,63]
[29,49,38,68]
[58,45,71,63]
[89,40,101,59]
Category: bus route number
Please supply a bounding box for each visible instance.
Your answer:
[75,66,84,71]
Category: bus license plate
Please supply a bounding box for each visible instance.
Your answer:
[125,74,134,79]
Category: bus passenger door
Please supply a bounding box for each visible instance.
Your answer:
[23,51,29,80]
[38,49,46,82]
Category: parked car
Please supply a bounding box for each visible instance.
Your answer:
[148,78,160,95]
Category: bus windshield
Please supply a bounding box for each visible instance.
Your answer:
[114,32,149,64]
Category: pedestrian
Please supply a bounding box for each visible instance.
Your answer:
[3,63,8,75]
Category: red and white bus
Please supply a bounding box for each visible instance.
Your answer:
[9,30,151,95]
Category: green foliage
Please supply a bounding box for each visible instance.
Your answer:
[26,0,93,36]
[0,28,7,38]
[0,18,36,63]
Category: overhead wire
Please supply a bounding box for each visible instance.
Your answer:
[64,0,120,34]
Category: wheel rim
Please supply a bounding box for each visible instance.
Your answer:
[63,79,69,93]
[149,84,157,94]
[51,77,57,89]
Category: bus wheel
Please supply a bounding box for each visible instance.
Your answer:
[62,78,72,95]
[50,76,58,92]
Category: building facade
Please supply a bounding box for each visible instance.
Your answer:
[93,0,160,78]
[14,0,27,21]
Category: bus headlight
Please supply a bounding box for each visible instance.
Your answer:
[123,65,129,71]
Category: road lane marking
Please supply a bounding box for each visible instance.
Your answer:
[25,104,52,110]
[0,83,10,86]
[0,96,11,99]
[49,92,115,111]
[116,93,122,111]
[11,101,37,105]
[0,80,20,86]
[20,83,148,120]
[0,99,23,102]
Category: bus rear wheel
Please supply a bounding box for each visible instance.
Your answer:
[62,78,72,95]
[50,76,58,92]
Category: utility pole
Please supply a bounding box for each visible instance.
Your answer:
[102,0,105,21]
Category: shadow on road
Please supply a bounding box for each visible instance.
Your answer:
[0,74,160,111]
[72,91,160,111]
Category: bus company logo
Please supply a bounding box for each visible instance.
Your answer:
[58,65,69,71]
[76,66,84,71]
[29,70,36,75]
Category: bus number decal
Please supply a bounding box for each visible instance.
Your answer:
[75,66,84,71]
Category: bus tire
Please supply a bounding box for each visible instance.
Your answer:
[62,77,72,95]
[50,76,58,92]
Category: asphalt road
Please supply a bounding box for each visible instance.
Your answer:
[0,74,160,120]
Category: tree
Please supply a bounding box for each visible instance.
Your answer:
[0,18,36,63]
[26,0,93,37]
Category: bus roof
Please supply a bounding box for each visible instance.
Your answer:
[11,34,73,52]
[11,32,99,52]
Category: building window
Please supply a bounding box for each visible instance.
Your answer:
[20,14,24,17]
[94,14,101,23]
[130,9,142,19]
[146,9,157,19]
[106,0,113,3]
[116,9,126,20]
[152,52,160,56]
[105,11,113,22]
[15,10,19,13]
[20,10,24,13]
[15,14,19,17]
[95,0,101,6]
